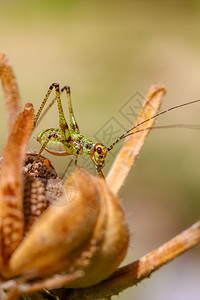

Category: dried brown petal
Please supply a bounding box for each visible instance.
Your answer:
[0,103,34,268]
[9,168,129,288]
[0,53,21,133]
[106,85,166,195]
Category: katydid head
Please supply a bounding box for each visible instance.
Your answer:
[90,143,108,170]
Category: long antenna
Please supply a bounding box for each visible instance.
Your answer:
[107,98,200,151]
[123,124,200,137]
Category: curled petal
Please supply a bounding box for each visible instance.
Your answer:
[0,103,34,269]
[0,53,21,133]
[106,85,166,195]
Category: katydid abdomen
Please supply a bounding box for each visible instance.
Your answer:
[37,128,69,156]
[37,127,96,157]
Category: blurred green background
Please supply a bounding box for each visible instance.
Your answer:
[0,0,200,299]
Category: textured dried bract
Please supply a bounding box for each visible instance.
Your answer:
[24,153,58,180]
[23,153,63,233]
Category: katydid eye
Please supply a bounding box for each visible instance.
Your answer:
[96,147,102,154]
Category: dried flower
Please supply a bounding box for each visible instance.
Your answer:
[0,53,199,300]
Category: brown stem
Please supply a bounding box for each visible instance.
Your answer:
[68,220,200,299]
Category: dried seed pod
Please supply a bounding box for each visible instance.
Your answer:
[23,176,47,234]
[3,55,180,300]
[0,82,164,296]
[8,168,129,288]
[24,152,58,180]
[23,152,64,232]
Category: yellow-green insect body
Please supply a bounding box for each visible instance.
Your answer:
[37,127,108,171]
[34,83,200,178]
[37,129,93,156]
[35,85,108,177]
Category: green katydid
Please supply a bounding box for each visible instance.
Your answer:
[33,83,200,178]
